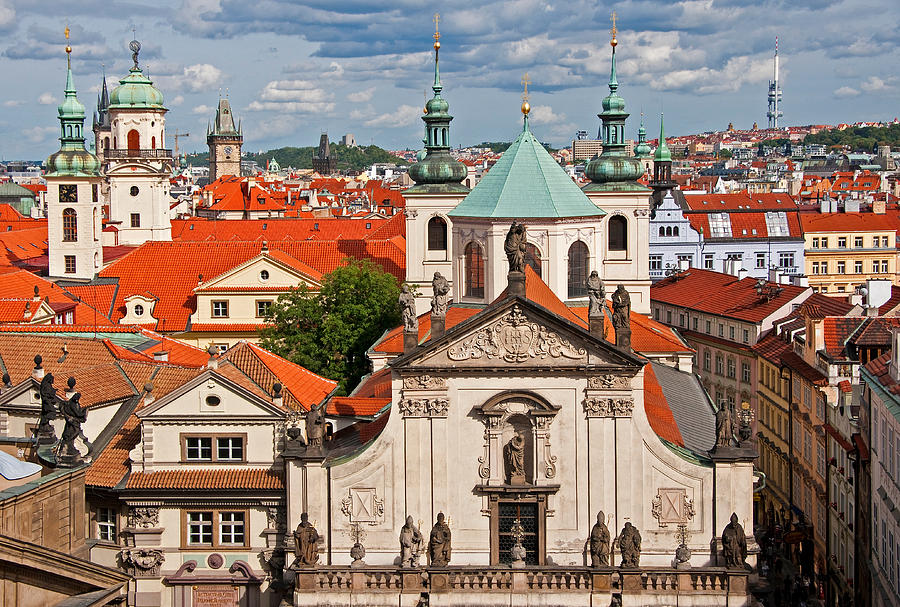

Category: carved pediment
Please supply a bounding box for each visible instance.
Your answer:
[399,303,639,371]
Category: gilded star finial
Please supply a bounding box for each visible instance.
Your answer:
[521,72,531,116]
[610,11,618,47]
[64,24,72,67]
[433,12,440,50]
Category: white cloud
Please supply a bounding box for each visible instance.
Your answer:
[833,86,860,98]
[247,79,335,114]
[528,105,566,125]
[0,0,14,30]
[861,76,897,93]
[347,87,375,103]
[37,92,56,105]
[23,126,56,143]
[156,64,225,94]
[364,104,421,128]
[3,99,24,107]
[170,95,185,107]
[193,104,214,115]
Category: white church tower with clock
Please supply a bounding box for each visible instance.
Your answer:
[104,38,172,244]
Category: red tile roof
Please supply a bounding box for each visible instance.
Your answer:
[683,192,798,211]
[172,214,402,243]
[864,350,900,398]
[85,414,139,487]
[800,211,900,233]
[126,468,283,490]
[327,396,391,417]
[651,268,808,323]
[643,363,685,447]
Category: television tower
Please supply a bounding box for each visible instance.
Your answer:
[767,37,783,129]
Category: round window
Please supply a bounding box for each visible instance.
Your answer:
[205,395,221,406]
[130,186,139,196]
[134,304,144,316]
[260,270,270,281]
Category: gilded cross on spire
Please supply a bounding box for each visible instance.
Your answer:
[520,72,531,117]
[433,13,440,49]
[64,24,72,67]
[610,11,618,47]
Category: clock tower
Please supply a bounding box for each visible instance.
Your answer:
[207,97,242,182]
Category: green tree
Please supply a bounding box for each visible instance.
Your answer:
[260,259,401,394]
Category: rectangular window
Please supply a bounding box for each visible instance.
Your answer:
[804,431,812,463]
[874,260,881,274]
[765,211,790,237]
[729,326,735,340]
[62,210,77,242]
[211,300,229,318]
[855,236,864,248]
[676,254,693,267]
[649,255,662,270]
[679,313,685,327]
[64,255,76,274]
[92,183,98,203]
[838,237,847,248]
[727,358,736,379]
[703,254,714,270]
[756,253,766,268]
[708,212,732,238]
[855,261,863,274]
[185,436,213,460]
[216,436,244,461]
[256,300,273,318]
[705,320,712,334]
[715,355,724,375]
[212,343,228,354]
[884,236,890,248]
[188,512,214,545]
[97,508,116,542]
[837,261,845,274]
[882,260,890,273]
[130,213,141,228]
[718,323,724,338]
[219,512,246,545]
[692,317,698,331]
[779,252,794,268]
[812,238,819,248]
[704,350,711,372]
[742,362,751,383]
[812,262,820,274]
[666,310,672,324]
[742,329,749,344]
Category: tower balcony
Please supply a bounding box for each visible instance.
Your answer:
[105,148,172,160]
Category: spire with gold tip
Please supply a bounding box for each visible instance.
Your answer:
[521,72,531,122]
[407,12,468,193]
[583,12,649,193]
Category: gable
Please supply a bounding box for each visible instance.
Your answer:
[137,371,284,420]
[196,253,320,293]
[395,299,642,371]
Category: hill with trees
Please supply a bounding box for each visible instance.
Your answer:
[185,143,405,172]
[804,123,900,152]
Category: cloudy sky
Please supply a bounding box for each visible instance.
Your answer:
[1,0,898,159]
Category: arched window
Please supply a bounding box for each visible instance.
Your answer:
[427,216,447,251]
[464,242,485,298]
[673,226,679,236]
[567,241,589,298]
[525,243,542,278]
[127,129,140,151]
[659,226,665,237]
[664,226,671,237]
[151,135,156,149]
[62,208,77,242]
[103,137,110,151]
[609,215,627,251]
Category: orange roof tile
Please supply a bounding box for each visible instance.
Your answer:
[85,414,139,487]
[800,211,900,233]
[327,396,391,417]
[643,364,685,447]
[126,468,283,490]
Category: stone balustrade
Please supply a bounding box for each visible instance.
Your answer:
[292,565,749,606]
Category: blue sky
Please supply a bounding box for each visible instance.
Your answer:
[1,0,898,159]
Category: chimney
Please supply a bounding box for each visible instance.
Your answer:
[143,382,155,405]
[873,198,886,214]
[153,351,169,362]
[791,275,809,287]
[845,198,860,213]
[32,355,43,380]
[848,293,863,307]
[65,376,76,400]
[866,279,892,310]
[272,382,283,408]
[206,345,219,369]
[737,268,749,281]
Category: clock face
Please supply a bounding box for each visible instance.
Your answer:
[59,184,78,203]
[224,146,233,155]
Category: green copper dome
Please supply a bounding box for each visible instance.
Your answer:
[654,114,672,162]
[46,58,100,177]
[407,37,468,194]
[584,41,649,193]
[109,67,165,109]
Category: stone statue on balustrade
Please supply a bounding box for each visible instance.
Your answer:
[588,511,611,567]
[56,390,89,466]
[428,512,452,566]
[36,372,60,443]
[504,221,527,274]
[722,513,747,569]
[611,284,630,329]
[503,429,527,484]
[399,516,424,568]
[618,522,641,568]
[587,271,605,319]
[431,272,450,318]
[305,402,325,452]
[715,404,733,448]
[399,284,418,332]
[293,512,320,567]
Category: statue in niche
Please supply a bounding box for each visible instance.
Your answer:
[721,512,747,569]
[503,428,527,484]
[431,272,450,318]
[715,404,733,447]
[618,522,641,568]
[428,512,452,566]
[399,284,418,332]
[504,221,527,274]
[305,402,325,451]
[587,271,605,319]
[399,516,424,567]
[588,511,611,567]
[611,284,631,329]
[293,512,320,567]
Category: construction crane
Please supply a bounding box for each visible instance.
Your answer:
[173,130,190,160]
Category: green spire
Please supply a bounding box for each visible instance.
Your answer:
[654,113,672,162]
[407,15,467,194]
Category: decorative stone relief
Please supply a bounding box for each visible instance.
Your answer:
[633,208,650,217]
[404,208,418,218]
[542,434,558,479]
[448,306,586,363]
[587,374,631,390]
[651,488,695,527]
[402,375,447,390]
[119,547,165,576]
[582,397,635,417]
[477,428,491,479]
[339,488,385,525]
[127,506,159,528]
[266,506,286,531]
[398,397,449,417]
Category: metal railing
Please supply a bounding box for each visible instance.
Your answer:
[105,149,172,160]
